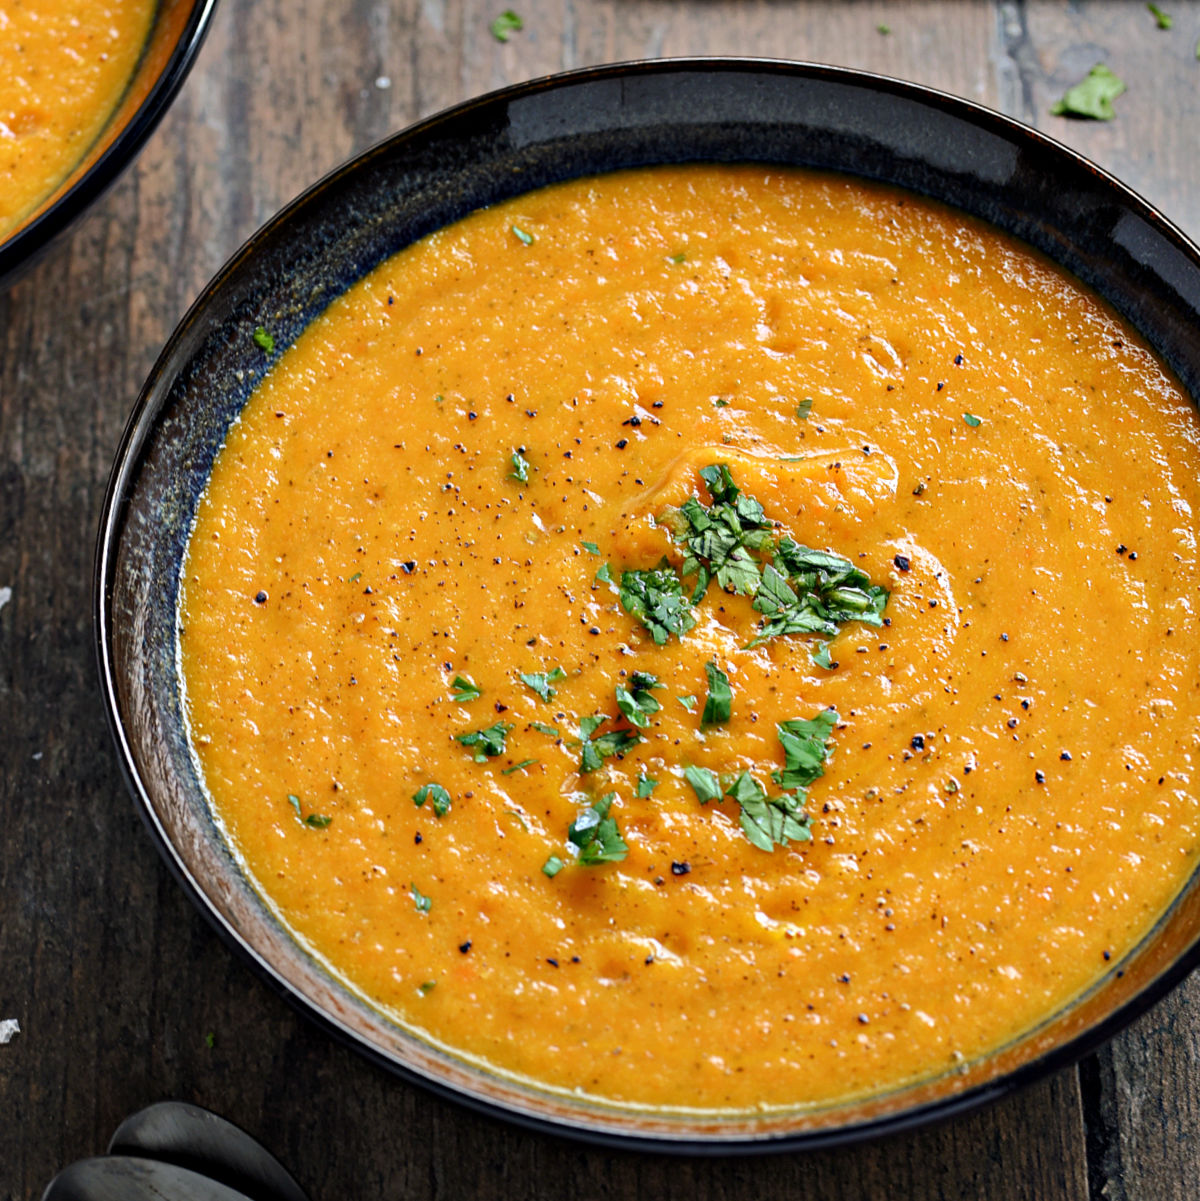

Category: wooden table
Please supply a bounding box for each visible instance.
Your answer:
[4,2,1200,1197]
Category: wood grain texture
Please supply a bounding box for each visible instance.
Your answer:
[3,2,1200,1198]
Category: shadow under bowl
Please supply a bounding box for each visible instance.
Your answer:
[0,0,219,291]
[95,58,1200,1152]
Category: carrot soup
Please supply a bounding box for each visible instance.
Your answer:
[0,0,156,237]
[179,166,1200,1111]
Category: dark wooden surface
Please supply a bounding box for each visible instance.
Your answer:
[4,2,1200,1198]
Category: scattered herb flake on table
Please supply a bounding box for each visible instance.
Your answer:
[490,9,523,41]
[1051,63,1126,120]
[1147,3,1172,29]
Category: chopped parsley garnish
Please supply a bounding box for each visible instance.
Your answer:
[581,540,601,555]
[542,855,565,877]
[618,565,696,644]
[795,397,813,420]
[963,412,982,428]
[701,660,732,725]
[418,980,437,995]
[595,561,613,584]
[455,721,513,761]
[287,793,331,829]
[530,721,560,738]
[1147,3,1172,29]
[510,449,531,482]
[568,793,628,865]
[348,571,362,582]
[450,674,482,702]
[252,326,275,353]
[578,715,640,773]
[713,398,730,408]
[684,764,722,805]
[727,771,812,852]
[511,224,534,245]
[502,759,538,775]
[491,9,524,41]
[773,709,839,791]
[413,783,451,817]
[1051,63,1126,121]
[520,666,566,702]
[811,642,835,670]
[615,671,663,728]
[677,694,698,712]
[636,773,658,798]
[411,883,432,913]
[668,251,687,264]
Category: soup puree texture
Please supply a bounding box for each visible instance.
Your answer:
[180,166,1200,1112]
[0,0,156,236]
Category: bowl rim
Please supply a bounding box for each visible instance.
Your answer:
[95,55,1200,1153]
[0,0,221,289]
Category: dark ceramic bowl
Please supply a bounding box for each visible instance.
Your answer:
[0,0,219,291]
[96,59,1200,1151]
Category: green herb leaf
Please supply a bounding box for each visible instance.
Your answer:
[450,674,482,702]
[348,571,362,583]
[1051,63,1126,121]
[511,224,534,245]
[581,540,601,554]
[677,694,698,712]
[519,666,566,702]
[288,793,331,829]
[618,565,696,644]
[726,771,812,852]
[595,561,613,584]
[252,326,275,354]
[568,793,628,865]
[510,449,531,482]
[413,783,452,816]
[876,22,891,34]
[542,855,565,877]
[530,721,560,738]
[795,397,813,420]
[502,758,538,775]
[774,709,839,791]
[578,715,640,773]
[636,773,658,798]
[811,642,835,670]
[455,721,513,762]
[1147,3,1172,29]
[713,398,730,408]
[963,412,982,428]
[491,9,524,41]
[684,764,723,805]
[701,660,733,725]
[418,980,437,995]
[668,251,687,264]
[204,1031,215,1048]
[411,883,432,913]
[615,671,663,728]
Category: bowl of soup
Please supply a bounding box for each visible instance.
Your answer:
[0,0,219,290]
[95,59,1200,1150]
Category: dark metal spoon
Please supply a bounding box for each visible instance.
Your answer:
[42,1102,310,1201]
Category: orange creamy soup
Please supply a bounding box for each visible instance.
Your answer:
[180,166,1200,1112]
[0,0,156,237]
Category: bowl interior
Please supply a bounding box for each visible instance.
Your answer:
[97,60,1200,1150]
[0,0,218,290]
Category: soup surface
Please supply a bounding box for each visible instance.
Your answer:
[0,0,156,237]
[180,166,1200,1112]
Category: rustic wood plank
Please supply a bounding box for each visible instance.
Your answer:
[9,2,1200,1198]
